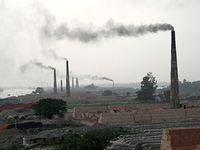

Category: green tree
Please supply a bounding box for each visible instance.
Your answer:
[54,128,115,150]
[32,98,67,119]
[136,72,158,101]
[102,90,112,96]
[163,90,170,102]
[126,92,130,97]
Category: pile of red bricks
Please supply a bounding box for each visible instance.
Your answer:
[161,127,200,150]
[0,124,10,134]
[0,102,37,112]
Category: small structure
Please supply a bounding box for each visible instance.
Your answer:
[154,96,161,102]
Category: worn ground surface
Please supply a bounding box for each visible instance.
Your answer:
[0,119,200,150]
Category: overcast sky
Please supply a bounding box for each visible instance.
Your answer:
[0,0,200,87]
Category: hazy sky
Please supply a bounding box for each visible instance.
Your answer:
[0,0,200,87]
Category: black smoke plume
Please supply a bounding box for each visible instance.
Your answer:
[69,72,113,82]
[41,18,174,43]
[20,60,54,73]
[34,61,54,70]
[48,49,67,61]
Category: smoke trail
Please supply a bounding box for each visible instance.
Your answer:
[42,18,174,43]
[48,49,67,61]
[20,64,30,73]
[20,60,54,73]
[68,72,113,82]
[101,77,113,82]
[34,61,54,70]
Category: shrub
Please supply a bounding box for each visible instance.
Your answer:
[32,98,67,119]
[102,90,112,96]
[0,143,18,150]
[54,128,115,150]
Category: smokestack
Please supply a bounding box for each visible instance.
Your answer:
[61,80,63,92]
[113,81,114,88]
[66,60,70,97]
[53,68,57,94]
[76,78,79,89]
[170,30,180,109]
[72,77,74,89]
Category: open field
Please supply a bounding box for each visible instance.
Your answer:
[67,101,170,109]
[67,101,128,109]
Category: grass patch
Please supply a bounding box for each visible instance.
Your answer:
[67,101,131,109]
[0,143,19,150]
[67,101,170,109]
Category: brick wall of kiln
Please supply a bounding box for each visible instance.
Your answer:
[161,127,200,150]
[98,108,200,124]
[98,112,134,124]
[185,108,200,120]
[133,110,151,123]
[151,109,186,122]
[73,106,109,118]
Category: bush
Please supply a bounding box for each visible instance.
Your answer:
[0,143,18,150]
[32,98,67,119]
[102,90,112,96]
[54,128,115,150]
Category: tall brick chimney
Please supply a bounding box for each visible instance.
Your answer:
[72,77,74,89]
[66,60,70,97]
[76,78,79,89]
[170,30,180,109]
[53,68,57,94]
[61,80,63,92]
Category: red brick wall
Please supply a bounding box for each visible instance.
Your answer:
[161,127,200,150]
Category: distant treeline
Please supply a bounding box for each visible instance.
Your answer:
[179,79,200,92]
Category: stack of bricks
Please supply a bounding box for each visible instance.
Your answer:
[133,110,151,123]
[151,109,186,122]
[0,124,10,134]
[98,112,134,124]
[160,127,200,150]
[185,108,200,120]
